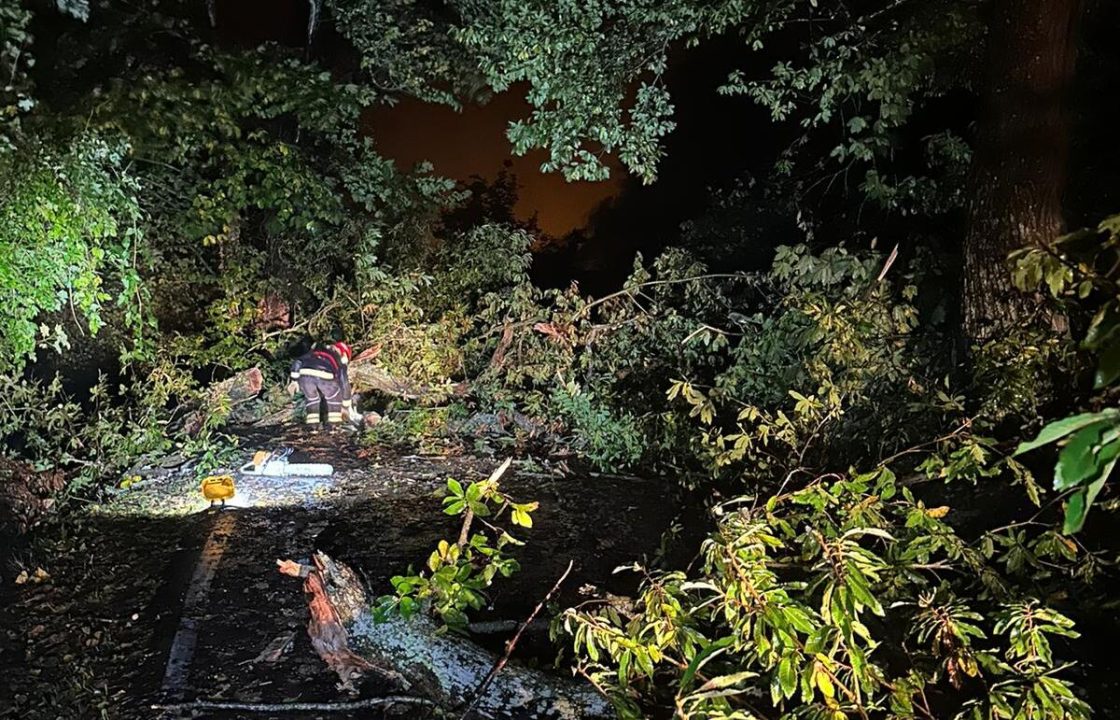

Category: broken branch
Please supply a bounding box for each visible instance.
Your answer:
[457,559,575,720]
[152,696,432,713]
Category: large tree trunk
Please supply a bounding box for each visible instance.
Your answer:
[180,367,264,434]
[285,552,613,720]
[961,0,1082,341]
[347,354,469,403]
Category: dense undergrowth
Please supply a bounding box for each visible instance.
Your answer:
[4,212,1109,718]
[3,1,1120,719]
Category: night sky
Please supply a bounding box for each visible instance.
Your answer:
[215,0,784,290]
[365,93,626,238]
[365,35,776,291]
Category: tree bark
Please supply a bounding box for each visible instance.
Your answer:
[181,367,264,435]
[347,358,468,403]
[284,552,613,720]
[962,0,1082,341]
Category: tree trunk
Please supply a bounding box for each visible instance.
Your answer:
[285,552,613,720]
[961,0,1082,341]
[181,367,264,435]
[347,357,468,403]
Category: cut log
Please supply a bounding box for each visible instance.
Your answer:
[304,564,408,691]
[182,367,265,435]
[283,552,613,719]
[347,359,467,404]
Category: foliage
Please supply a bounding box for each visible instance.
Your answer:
[448,0,752,183]
[345,231,1100,714]
[0,0,33,150]
[0,0,463,380]
[431,224,535,306]
[550,381,643,471]
[84,42,460,369]
[0,134,149,371]
[317,0,984,228]
[354,231,952,477]
[331,0,480,107]
[561,503,1087,719]
[721,0,981,217]
[1012,213,1120,533]
[557,417,1090,719]
[0,335,238,501]
[0,372,173,494]
[539,244,1094,719]
[374,459,537,633]
[363,405,469,456]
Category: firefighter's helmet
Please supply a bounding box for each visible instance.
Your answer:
[332,341,353,363]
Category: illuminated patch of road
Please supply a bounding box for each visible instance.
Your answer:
[159,511,237,700]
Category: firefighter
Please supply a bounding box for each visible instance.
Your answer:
[287,341,362,428]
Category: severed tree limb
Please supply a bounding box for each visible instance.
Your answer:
[152,696,432,713]
[294,552,613,719]
[457,559,575,720]
[277,557,410,692]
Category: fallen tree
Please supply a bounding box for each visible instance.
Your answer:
[348,359,468,404]
[181,367,264,435]
[279,552,613,720]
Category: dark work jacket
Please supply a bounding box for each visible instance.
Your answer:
[289,347,353,407]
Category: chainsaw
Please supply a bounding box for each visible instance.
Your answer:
[239,448,334,477]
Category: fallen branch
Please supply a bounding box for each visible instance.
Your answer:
[290,551,612,719]
[277,557,409,692]
[348,359,466,403]
[152,696,432,713]
[458,559,575,720]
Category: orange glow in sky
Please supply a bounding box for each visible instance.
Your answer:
[366,91,626,238]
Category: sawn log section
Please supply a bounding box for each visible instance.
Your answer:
[279,552,613,719]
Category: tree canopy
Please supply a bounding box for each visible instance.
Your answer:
[2,1,1119,718]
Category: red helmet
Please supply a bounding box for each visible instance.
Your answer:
[332,341,352,362]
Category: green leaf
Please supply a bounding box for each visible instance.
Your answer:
[1055,422,1111,490]
[1015,411,1120,456]
[695,670,758,693]
[1063,489,1089,535]
[1096,339,1120,388]
[447,477,464,497]
[778,654,798,699]
[618,651,631,685]
[846,571,884,616]
[1064,457,1116,534]
[679,636,733,692]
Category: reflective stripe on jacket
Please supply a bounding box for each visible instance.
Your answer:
[289,347,352,405]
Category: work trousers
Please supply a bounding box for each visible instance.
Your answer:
[298,375,343,425]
